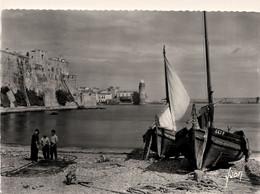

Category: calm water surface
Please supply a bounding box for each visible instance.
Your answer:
[1,104,260,152]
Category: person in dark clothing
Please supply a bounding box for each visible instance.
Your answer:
[30,129,40,162]
[40,135,50,160]
[50,129,58,160]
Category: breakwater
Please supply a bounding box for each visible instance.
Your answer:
[191,97,259,104]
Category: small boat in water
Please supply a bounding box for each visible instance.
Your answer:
[176,11,250,170]
[142,45,190,160]
[49,111,58,115]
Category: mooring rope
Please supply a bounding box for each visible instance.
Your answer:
[78,182,128,194]
[166,179,222,192]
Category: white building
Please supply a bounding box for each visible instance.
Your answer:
[100,91,113,103]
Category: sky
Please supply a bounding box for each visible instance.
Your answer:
[2,10,260,100]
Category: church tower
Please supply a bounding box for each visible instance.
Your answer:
[139,79,146,104]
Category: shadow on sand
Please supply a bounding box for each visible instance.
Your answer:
[126,148,192,175]
[2,155,76,177]
[145,157,192,175]
[125,148,145,160]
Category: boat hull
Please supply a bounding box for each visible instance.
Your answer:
[202,128,244,169]
[176,127,248,170]
[143,126,177,158]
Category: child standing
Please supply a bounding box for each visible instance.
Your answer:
[41,135,50,160]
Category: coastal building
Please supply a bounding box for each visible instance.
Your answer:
[28,49,69,81]
[91,88,101,103]
[74,87,97,106]
[76,92,97,107]
[107,86,120,98]
[117,90,135,102]
[77,86,138,104]
[77,87,101,104]
[100,91,113,103]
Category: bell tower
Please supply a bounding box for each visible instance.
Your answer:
[139,79,146,104]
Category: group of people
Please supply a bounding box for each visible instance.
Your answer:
[30,129,58,162]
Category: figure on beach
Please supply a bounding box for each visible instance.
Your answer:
[30,129,40,162]
[50,129,58,160]
[41,135,50,160]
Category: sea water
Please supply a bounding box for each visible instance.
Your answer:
[1,104,259,152]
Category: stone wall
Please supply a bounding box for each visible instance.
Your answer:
[43,79,59,106]
[62,75,77,95]
[1,50,31,106]
[1,50,28,94]
[74,92,97,107]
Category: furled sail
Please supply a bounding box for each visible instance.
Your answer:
[158,57,190,131]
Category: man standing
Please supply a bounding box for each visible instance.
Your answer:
[30,129,40,162]
[41,135,50,160]
[50,129,58,160]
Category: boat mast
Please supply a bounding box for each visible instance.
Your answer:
[163,46,170,105]
[203,11,214,127]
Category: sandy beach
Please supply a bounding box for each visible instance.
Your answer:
[1,144,260,194]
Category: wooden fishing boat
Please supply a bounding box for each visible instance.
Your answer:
[176,11,250,170]
[142,124,176,160]
[142,46,190,160]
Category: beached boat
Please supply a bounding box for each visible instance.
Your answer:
[142,46,190,160]
[175,11,250,170]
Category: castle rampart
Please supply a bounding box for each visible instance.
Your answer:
[1,49,80,110]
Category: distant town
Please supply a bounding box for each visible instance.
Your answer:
[77,80,148,105]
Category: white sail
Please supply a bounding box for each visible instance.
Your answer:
[158,58,190,131]
[158,104,174,130]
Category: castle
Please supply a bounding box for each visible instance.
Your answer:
[0,49,95,109]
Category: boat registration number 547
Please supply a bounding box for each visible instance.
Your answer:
[214,128,225,136]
